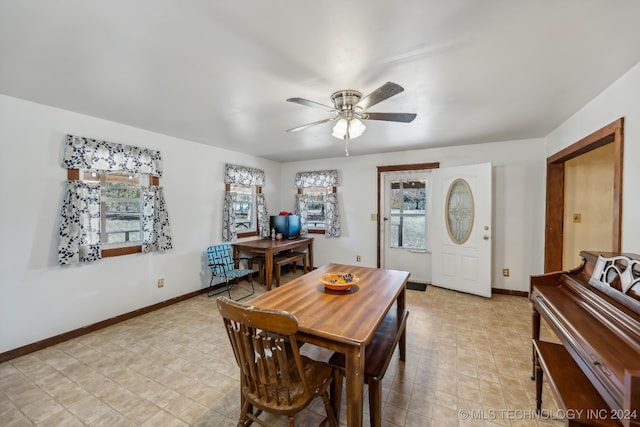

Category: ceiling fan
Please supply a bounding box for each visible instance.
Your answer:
[286,82,417,156]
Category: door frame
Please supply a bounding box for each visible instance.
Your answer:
[544,118,623,272]
[376,162,439,267]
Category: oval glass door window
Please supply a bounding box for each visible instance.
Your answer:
[445,178,474,244]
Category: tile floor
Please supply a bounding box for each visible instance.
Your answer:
[0,272,563,426]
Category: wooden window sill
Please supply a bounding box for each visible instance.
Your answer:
[102,245,142,257]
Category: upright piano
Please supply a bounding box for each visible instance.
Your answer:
[530,251,640,427]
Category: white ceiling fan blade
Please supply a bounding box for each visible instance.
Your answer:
[355,82,405,110]
[286,117,337,132]
[362,112,416,123]
[286,97,336,112]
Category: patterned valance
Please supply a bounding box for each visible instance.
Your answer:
[294,170,339,188]
[224,164,265,186]
[62,134,163,177]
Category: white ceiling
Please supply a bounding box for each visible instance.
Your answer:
[2,1,640,162]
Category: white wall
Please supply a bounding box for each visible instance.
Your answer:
[0,94,281,353]
[279,138,547,293]
[4,59,638,355]
[546,61,640,254]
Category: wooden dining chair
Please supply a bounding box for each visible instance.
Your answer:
[216,297,337,427]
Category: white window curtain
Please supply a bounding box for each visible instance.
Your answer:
[222,164,268,241]
[58,181,102,264]
[142,186,173,252]
[294,193,309,236]
[325,192,341,237]
[222,192,237,242]
[294,169,340,237]
[256,193,269,237]
[58,135,173,265]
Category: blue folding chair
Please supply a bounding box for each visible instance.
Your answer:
[206,244,255,300]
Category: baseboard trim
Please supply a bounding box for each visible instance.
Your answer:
[492,288,529,297]
[0,288,207,364]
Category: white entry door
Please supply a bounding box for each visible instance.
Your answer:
[431,163,492,297]
[381,170,430,283]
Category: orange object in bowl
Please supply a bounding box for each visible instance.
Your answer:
[321,272,359,290]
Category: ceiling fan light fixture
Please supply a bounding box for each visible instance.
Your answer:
[332,118,366,140]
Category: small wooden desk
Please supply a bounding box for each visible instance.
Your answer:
[232,237,313,290]
[247,263,409,427]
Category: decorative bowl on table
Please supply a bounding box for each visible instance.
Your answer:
[321,272,359,291]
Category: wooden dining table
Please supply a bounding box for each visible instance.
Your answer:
[232,236,313,291]
[247,263,409,427]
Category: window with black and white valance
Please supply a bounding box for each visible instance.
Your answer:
[222,164,269,242]
[294,169,340,237]
[58,135,173,265]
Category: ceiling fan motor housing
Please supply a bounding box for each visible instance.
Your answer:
[331,90,362,111]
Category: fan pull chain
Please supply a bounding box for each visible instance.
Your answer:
[344,122,351,156]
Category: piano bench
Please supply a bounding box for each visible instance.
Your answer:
[533,340,620,427]
[329,308,409,427]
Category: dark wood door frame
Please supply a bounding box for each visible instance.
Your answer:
[544,118,624,272]
[376,162,440,267]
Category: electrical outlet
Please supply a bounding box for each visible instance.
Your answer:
[356,255,361,262]
[502,269,510,277]
[157,278,165,288]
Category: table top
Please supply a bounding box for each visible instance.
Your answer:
[232,236,313,251]
[247,263,409,346]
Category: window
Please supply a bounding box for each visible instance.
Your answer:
[229,184,257,234]
[294,169,340,237]
[222,164,268,242]
[389,179,426,249]
[82,170,145,247]
[298,186,335,233]
[58,134,172,265]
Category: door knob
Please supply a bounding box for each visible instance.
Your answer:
[483,235,490,240]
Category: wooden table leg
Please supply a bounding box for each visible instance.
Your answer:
[398,287,407,361]
[265,252,273,291]
[344,346,365,427]
[330,369,343,425]
[307,240,314,270]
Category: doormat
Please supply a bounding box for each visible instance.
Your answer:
[406,281,427,291]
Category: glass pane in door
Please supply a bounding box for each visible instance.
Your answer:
[389,179,426,249]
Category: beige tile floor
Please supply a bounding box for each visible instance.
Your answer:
[0,272,564,426]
